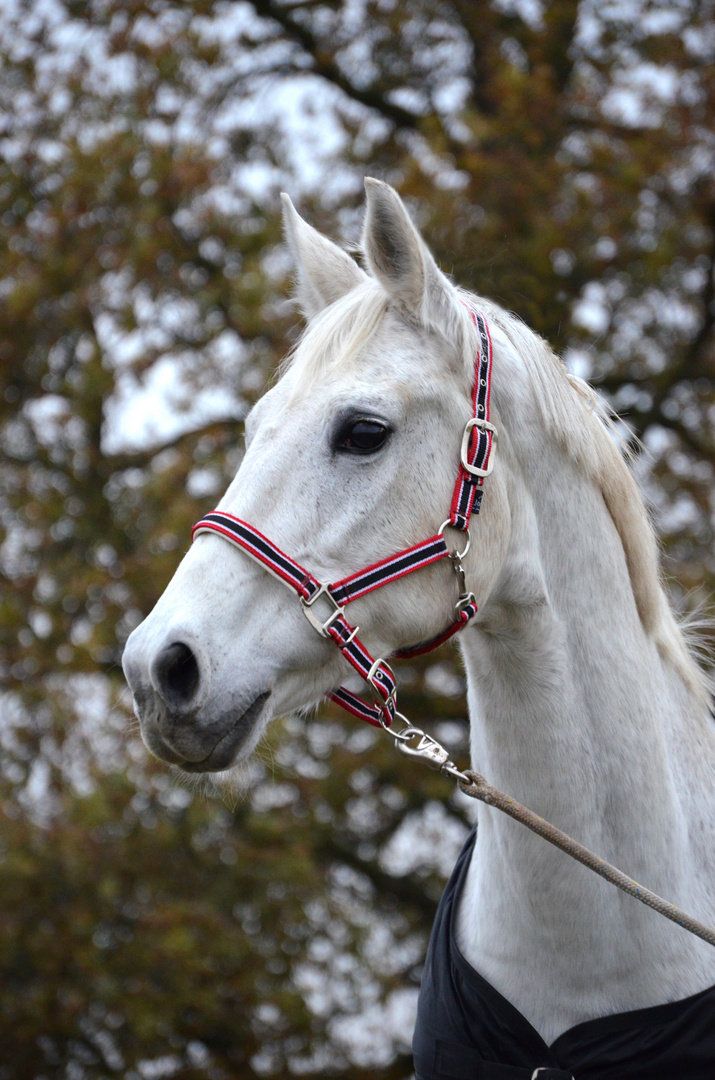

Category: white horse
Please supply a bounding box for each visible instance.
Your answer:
[123,180,715,1059]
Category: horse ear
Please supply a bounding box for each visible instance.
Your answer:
[281,194,367,319]
[362,178,462,348]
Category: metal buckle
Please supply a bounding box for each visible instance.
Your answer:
[300,583,344,638]
[366,657,396,716]
[531,1071,575,1080]
[456,590,476,614]
[460,417,497,478]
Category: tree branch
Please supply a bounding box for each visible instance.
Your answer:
[447,0,501,118]
[665,415,715,463]
[541,0,581,95]
[594,205,715,441]
[246,0,424,131]
[102,418,242,474]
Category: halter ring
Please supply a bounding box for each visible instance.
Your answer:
[438,520,471,560]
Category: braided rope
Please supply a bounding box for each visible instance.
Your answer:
[459,770,715,949]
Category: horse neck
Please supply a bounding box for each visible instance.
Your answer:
[463,441,693,835]
[455,427,715,1039]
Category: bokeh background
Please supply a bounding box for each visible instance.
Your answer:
[1,1,715,1076]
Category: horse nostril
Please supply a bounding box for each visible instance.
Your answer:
[153,641,201,709]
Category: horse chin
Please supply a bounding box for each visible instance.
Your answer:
[139,691,272,774]
[181,691,272,772]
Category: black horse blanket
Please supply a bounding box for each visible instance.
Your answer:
[413,825,715,1080]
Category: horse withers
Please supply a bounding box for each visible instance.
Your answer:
[123,179,715,1078]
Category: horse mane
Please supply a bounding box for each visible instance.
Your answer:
[285,278,710,705]
[470,295,711,706]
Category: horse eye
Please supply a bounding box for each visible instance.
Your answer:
[336,419,389,454]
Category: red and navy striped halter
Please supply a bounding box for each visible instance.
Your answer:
[192,305,495,729]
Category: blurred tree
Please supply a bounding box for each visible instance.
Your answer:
[0,0,713,1076]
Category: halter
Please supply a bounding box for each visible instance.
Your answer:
[192,304,495,729]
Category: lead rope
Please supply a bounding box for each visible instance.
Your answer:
[387,716,715,948]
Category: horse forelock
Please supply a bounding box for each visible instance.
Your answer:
[282,277,479,394]
[281,280,389,391]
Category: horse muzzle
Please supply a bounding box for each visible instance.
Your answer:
[123,631,271,772]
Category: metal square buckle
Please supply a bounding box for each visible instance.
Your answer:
[300,583,345,638]
[460,417,497,478]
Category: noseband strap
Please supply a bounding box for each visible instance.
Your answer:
[192,304,494,728]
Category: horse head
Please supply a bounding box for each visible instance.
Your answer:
[122,180,510,773]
